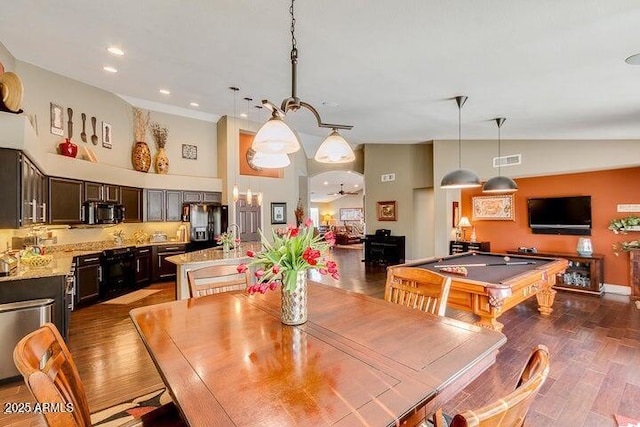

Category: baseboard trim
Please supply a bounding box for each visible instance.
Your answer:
[603,283,631,295]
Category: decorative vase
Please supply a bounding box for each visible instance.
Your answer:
[155,147,169,174]
[223,242,230,254]
[280,270,308,326]
[132,141,151,172]
[59,138,78,158]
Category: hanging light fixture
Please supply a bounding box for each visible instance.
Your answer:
[257,192,263,207]
[245,96,253,205]
[483,118,518,193]
[246,187,253,206]
[230,87,240,203]
[440,96,482,189]
[255,0,354,164]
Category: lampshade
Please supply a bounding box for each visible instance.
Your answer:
[314,129,355,163]
[441,169,482,189]
[322,214,332,224]
[458,216,472,228]
[441,95,481,189]
[483,175,518,193]
[252,114,300,154]
[232,184,239,203]
[250,151,291,169]
[246,188,252,206]
[257,192,263,207]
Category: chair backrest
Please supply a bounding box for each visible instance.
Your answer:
[384,266,452,316]
[187,264,250,298]
[13,322,92,427]
[450,344,550,427]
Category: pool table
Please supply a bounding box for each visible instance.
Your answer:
[391,252,568,331]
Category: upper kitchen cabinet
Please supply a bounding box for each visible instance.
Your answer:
[84,182,120,203]
[49,177,84,224]
[0,148,47,228]
[144,189,183,222]
[183,191,222,204]
[120,186,143,223]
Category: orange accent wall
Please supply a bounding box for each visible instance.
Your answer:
[461,167,640,287]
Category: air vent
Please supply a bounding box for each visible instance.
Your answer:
[493,154,521,168]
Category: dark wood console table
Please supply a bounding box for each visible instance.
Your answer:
[363,234,405,265]
[630,250,640,301]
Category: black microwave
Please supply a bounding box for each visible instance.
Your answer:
[82,202,125,225]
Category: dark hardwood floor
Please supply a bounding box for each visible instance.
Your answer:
[1,247,638,426]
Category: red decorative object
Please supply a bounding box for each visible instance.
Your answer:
[59,138,78,158]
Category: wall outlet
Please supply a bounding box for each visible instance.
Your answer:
[381,173,396,182]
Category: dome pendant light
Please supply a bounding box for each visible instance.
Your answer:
[440,96,482,189]
[482,118,518,193]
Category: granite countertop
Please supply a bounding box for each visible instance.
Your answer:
[165,241,263,266]
[0,255,74,282]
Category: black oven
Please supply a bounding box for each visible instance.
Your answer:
[100,247,135,299]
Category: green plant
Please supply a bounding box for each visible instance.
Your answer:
[608,216,640,234]
[613,240,640,255]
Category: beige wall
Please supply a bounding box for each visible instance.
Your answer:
[0,42,15,72]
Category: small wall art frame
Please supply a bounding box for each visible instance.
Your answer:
[271,202,287,225]
[376,201,397,221]
[182,144,198,160]
[50,103,64,136]
[102,122,112,149]
[472,194,515,221]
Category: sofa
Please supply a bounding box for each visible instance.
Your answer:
[332,224,363,245]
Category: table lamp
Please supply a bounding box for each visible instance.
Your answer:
[457,216,472,241]
[323,214,332,225]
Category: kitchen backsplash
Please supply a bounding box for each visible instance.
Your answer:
[0,222,185,251]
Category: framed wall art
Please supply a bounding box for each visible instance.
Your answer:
[472,194,515,221]
[182,144,198,160]
[376,201,397,221]
[102,122,112,149]
[271,202,287,224]
[50,103,64,136]
[339,208,363,222]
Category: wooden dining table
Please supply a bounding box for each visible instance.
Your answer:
[130,282,506,426]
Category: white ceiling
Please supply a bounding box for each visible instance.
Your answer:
[309,171,364,204]
[1,1,640,201]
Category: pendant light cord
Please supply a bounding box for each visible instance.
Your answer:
[497,124,502,177]
[458,104,462,168]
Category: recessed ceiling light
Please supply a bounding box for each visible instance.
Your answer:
[323,181,328,185]
[625,53,640,65]
[322,101,339,107]
[107,46,125,56]
[159,89,170,95]
[354,184,359,187]
[190,102,199,107]
[240,113,248,118]
[103,66,118,73]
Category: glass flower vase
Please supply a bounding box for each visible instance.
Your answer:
[223,242,230,253]
[281,270,308,326]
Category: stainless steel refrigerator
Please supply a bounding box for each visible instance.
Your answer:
[182,204,228,251]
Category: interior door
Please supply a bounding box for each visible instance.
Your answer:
[235,195,261,242]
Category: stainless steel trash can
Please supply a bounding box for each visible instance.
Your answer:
[0,298,54,381]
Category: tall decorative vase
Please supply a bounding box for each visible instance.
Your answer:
[155,147,169,174]
[281,270,308,326]
[223,242,230,254]
[132,141,151,172]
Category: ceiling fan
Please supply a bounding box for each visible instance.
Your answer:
[328,184,359,196]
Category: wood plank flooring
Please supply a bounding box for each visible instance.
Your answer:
[1,248,639,426]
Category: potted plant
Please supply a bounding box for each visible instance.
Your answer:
[608,216,640,234]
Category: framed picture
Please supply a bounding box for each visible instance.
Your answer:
[376,201,397,221]
[271,202,287,224]
[452,201,460,228]
[102,122,112,149]
[472,194,515,221]
[340,208,363,221]
[50,103,64,136]
[182,144,198,160]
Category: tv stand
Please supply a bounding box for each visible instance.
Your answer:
[507,249,603,295]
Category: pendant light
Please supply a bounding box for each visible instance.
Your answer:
[440,96,481,189]
[245,97,253,205]
[482,118,518,193]
[255,0,354,164]
[230,87,240,203]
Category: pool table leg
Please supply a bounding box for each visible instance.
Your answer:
[536,285,557,316]
[474,316,504,332]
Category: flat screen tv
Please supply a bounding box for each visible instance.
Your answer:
[527,196,592,235]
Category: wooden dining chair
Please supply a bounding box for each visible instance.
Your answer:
[186,264,250,298]
[13,322,184,427]
[385,266,452,316]
[430,344,550,427]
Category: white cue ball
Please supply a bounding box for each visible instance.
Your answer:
[504,256,510,262]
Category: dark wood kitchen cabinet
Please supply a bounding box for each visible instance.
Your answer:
[84,182,120,203]
[166,190,183,221]
[0,148,47,228]
[144,189,183,222]
[183,191,221,204]
[135,246,152,286]
[120,186,143,223]
[49,177,84,224]
[74,254,101,306]
[152,243,186,281]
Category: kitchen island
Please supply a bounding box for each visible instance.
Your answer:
[166,241,263,300]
